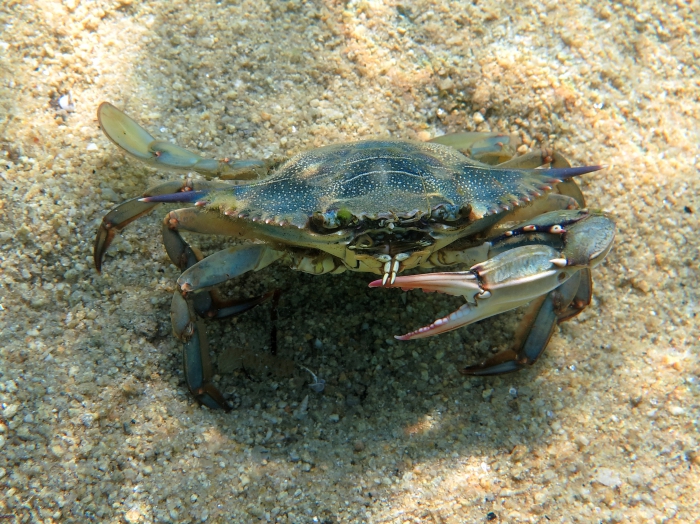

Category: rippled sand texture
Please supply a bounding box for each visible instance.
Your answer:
[1,1,698,522]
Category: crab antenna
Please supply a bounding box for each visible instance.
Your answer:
[139,190,210,203]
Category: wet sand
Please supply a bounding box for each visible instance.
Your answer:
[0,1,698,522]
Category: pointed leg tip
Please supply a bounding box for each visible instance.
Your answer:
[93,250,107,273]
[460,357,525,376]
[460,363,492,376]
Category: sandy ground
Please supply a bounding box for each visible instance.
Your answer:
[1,1,699,522]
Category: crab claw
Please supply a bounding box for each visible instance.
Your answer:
[372,244,576,341]
[370,271,536,340]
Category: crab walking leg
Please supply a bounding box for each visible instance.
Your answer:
[162,207,283,304]
[94,179,231,271]
[556,268,593,322]
[178,244,283,292]
[169,239,281,410]
[495,149,586,209]
[429,132,520,165]
[158,198,285,295]
[161,208,276,319]
[171,286,275,410]
[98,102,270,180]
[161,208,281,409]
[171,292,227,410]
[461,271,585,375]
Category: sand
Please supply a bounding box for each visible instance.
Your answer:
[0,0,698,522]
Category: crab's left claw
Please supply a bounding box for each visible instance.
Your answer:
[371,212,615,374]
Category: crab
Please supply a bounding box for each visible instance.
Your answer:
[94,102,615,410]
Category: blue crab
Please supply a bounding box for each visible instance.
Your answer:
[94,102,614,410]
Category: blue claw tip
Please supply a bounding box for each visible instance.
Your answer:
[546,165,604,180]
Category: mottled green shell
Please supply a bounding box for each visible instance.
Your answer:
[208,140,559,229]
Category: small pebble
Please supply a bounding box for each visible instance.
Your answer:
[293,395,309,420]
[687,451,700,466]
[594,468,622,488]
[575,435,590,449]
[58,94,74,111]
[3,404,19,419]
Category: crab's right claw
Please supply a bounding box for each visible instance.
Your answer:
[461,270,589,375]
[462,214,614,374]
